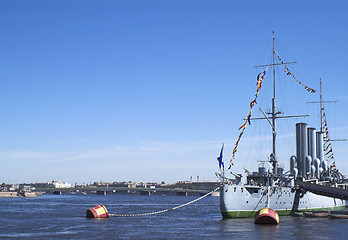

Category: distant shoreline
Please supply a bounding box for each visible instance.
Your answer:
[0,191,43,198]
[0,192,18,197]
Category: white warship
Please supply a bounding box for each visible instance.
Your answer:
[218,33,347,218]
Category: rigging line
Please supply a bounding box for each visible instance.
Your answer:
[248,188,267,217]
[254,62,296,68]
[109,187,220,217]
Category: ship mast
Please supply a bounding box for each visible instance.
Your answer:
[271,31,277,175]
[306,78,337,131]
[320,79,323,131]
[306,79,346,142]
[254,32,306,176]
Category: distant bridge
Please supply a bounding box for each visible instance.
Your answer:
[39,187,216,196]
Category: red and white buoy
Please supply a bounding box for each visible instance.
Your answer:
[86,204,109,218]
[254,207,279,224]
[254,177,279,224]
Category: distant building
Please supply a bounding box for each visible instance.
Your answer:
[30,182,54,189]
[21,185,34,192]
[51,180,72,188]
[4,184,19,191]
[136,182,160,188]
[109,181,137,188]
[30,180,72,189]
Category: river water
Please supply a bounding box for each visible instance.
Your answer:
[0,194,347,239]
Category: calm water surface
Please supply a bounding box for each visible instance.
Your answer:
[0,194,347,239]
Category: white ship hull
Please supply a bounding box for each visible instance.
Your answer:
[220,184,346,218]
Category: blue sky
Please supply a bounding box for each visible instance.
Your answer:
[1,0,347,184]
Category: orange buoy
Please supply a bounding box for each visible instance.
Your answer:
[254,208,279,224]
[86,205,109,218]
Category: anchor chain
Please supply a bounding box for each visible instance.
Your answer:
[109,187,220,217]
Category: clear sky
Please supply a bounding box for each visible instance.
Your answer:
[1,0,347,185]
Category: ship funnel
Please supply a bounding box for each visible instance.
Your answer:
[296,123,308,177]
[319,167,324,178]
[316,131,325,165]
[307,127,317,161]
[311,165,316,178]
[314,158,320,179]
[305,155,312,178]
[322,160,328,172]
[290,156,296,174]
[292,168,298,179]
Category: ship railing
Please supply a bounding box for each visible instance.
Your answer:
[302,178,318,183]
[215,172,234,185]
[336,183,348,189]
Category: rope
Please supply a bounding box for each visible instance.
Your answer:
[248,188,267,217]
[109,187,220,217]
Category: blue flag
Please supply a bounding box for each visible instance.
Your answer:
[217,143,224,172]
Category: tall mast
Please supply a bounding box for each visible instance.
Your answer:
[320,78,323,132]
[254,32,302,175]
[271,31,277,175]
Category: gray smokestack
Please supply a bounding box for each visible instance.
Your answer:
[316,131,324,165]
[290,156,296,174]
[296,123,308,177]
[305,155,312,177]
[307,127,316,161]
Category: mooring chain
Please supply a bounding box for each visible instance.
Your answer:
[109,187,220,217]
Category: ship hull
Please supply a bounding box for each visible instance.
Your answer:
[220,184,346,218]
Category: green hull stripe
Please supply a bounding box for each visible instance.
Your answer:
[221,205,347,218]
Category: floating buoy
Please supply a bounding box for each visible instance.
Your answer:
[254,208,279,224]
[86,204,109,218]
